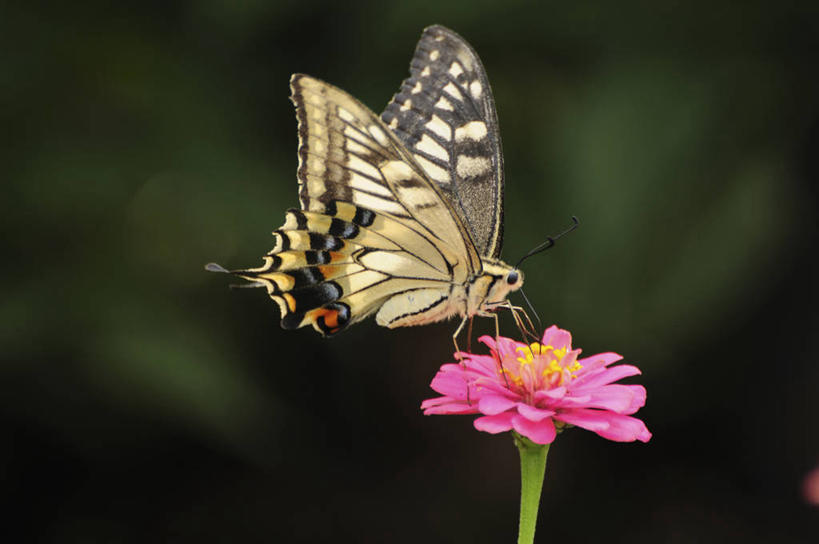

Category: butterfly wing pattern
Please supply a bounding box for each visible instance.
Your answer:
[382,25,504,259]
[220,26,524,336]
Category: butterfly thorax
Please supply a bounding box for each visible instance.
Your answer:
[466,259,524,317]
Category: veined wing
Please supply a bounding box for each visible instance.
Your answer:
[234,75,483,335]
[382,25,505,259]
[238,202,461,334]
[292,74,480,274]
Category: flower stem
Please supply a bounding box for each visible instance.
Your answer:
[514,433,550,544]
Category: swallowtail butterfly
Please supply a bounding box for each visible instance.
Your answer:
[210,25,524,336]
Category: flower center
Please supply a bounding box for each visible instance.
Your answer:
[500,342,583,399]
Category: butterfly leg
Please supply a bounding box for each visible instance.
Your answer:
[492,312,511,388]
[451,315,469,359]
[515,306,539,342]
[483,300,538,342]
[466,315,474,353]
[499,301,539,343]
[451,315,476,405]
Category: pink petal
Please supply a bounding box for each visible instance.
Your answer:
[578,352,623,368]
[534,386,567,401]
[624,385,647,414]
[564,384,644,413]
[539,391,590,408]
[498,338,525,359]
[517,403,555,422]
[478,335,514,359]
[480,335,524,359]
[478,394,519,415]
[573,353,623,380]
[421,398,478,415]
[471,379,520,398]
[574,364,641,389]
[474,412,515,434]
[496,358,522,379]
[593,414,652,442]
[429,368,470,399]
[556,409,611,432]
[541,326,572,350]
[560,349,581,369]
[477,334,498,353]
[420,396,452,409]
[512,414,557,444]
[556,409,651,442]
[436,363,465,374]
[463,354,499,376]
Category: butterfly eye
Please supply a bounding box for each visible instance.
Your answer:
[506,271,519,285]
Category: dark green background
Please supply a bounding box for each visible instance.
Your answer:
[3,1,818,542]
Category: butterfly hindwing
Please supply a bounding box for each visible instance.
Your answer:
[381,25,505,259]
[239,202,462,335]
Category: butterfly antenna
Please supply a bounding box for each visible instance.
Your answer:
[514,216,579,269]
[518,287,542,331]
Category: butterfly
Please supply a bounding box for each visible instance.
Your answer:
[208,25,525,336]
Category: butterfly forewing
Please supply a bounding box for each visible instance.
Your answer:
[381,25,505,259]
[291,74,480,274]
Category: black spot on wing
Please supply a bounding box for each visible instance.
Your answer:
[281,311,305,330]
[285,282,343,316]
[323,200,338,216]
[353,206,376,227]
[273,230,290,251]
[288,267,325,288]
[305,250,332,265]
[287,208,309,230]
[328,218,359,239]
[267,255,282,270]
[457,139,487,156]
[308,233,343,251]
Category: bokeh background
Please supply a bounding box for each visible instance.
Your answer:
[3,1,818,542]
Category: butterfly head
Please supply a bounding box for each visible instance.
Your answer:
[473,259,524,314]
[504,269,523,288]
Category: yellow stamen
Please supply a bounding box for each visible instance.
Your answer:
[515,345,534,364]
[506,342,583,392]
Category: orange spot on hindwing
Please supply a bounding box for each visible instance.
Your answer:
[306,303,351,335]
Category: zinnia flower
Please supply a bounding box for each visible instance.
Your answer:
[421,325,651,445]
[803,466,819,506]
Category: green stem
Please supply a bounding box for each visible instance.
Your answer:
[514,432,550,544]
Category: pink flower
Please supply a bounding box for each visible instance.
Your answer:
[803,466,819,506]
[421,326,652,445]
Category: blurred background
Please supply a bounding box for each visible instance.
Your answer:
[3,1,818,542]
